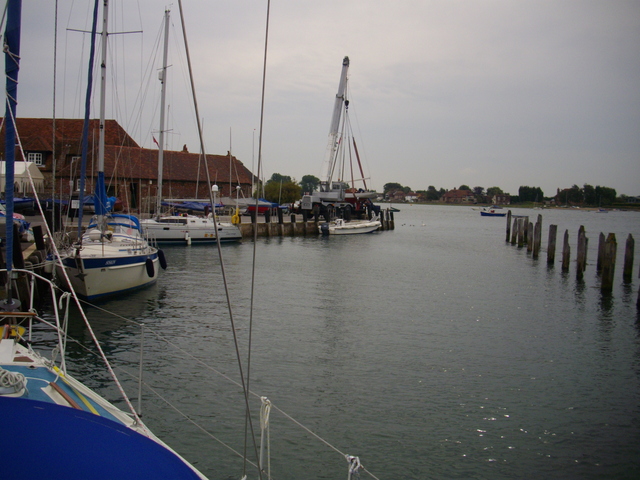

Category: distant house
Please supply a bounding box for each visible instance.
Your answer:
[405,192,418,202]
[0,118,256,212]
[441,189,475,204]
[490,194,511,205]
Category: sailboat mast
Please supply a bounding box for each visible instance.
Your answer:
[2,0,21,305]
[93,0,109,222]
[156,9,170,217]
[98,1,108,175]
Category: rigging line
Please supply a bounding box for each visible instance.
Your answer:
[105,359,264,474]
[57,295,379,479]
[245,0,271,477]
[176,3,263,479]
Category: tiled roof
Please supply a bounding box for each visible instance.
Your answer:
[0,118,254,185]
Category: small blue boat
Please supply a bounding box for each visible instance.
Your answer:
[480,208,506,217]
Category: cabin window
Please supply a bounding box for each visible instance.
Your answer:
[28,152,43,166]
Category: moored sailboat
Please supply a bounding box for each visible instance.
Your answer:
[54,0,162,300]
[139,10,241,245]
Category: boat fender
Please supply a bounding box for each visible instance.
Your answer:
[231,214,240,225]
[320,222,330,236]
[145,258,155,277]
[158,250,167,270]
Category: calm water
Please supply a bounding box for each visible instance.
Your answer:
[60,204,640,479]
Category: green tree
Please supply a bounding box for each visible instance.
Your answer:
[425,185,441,201]
[384,182,404,194]
[473,186,485,196]
[263,180,301,204]
[300,175,320,194]
[583,184,597,205]
[567,184,583,204]
[459,184,471,191]
[595,186,616,205]
[518,186,544,203]
[268,173,292,184]
[486,186,504,197]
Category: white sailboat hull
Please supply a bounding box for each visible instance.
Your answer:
[141,215,242,243]
[56,243,159,301]
[320,218,381,235]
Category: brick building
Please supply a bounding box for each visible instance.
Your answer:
[0,118,256,212]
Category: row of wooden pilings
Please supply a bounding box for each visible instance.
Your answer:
[505,211,639,309]
[237,208,395,238]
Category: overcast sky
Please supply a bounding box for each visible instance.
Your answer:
[8,0,640,196]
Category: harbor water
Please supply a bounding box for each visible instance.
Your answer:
[52,204,639,479]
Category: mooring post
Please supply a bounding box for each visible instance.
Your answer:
[562,229,570,272]
[576,226,587,279]
[597,232,605,274]
[637,264,640,310]
[533,217,542,259]
[517,218,525,248]
[527,221,534,253]
[510,217,518,244]
[506,210,512,242]
[601,233,617,293]
[623,234,634,283]
[547,224,557,265]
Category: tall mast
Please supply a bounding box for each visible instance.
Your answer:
[2,0,21,306]
[321,56,349,190]
[156,9,170,217]
[94,0,109,221]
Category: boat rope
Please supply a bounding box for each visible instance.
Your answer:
[244,0,271,477]
[346,455,363,479]
[260,396,272,478]
[0,366,26,395]
[178,2,264,478]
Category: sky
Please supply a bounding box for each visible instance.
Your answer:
[6,0,640,197]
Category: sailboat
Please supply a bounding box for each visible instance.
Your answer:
[0,1,205,478]
[140,10,241,245]
[55,0,163,300]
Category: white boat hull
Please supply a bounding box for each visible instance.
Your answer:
[56,245,159,301]
[320,218,381,235]
[141,215,242,243]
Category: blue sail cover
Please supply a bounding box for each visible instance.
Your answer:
[94,171,109,216]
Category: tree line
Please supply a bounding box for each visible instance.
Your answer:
[383,182,624,206]
[253,174,625,207]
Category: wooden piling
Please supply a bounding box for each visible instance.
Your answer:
[506,210,512,242]
[533,216,542,259]
[637,265,640,310]
[596,232,605,274]
[601,233,617,293]
[510,217,518,244]
[623,234,634,282]
[517,218,525,248]
[562,229,570,272]
[527,221,534,253]
[576,226,587,279]
[547,224,557,265]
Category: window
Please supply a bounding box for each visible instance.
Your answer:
[28,152,43,166]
